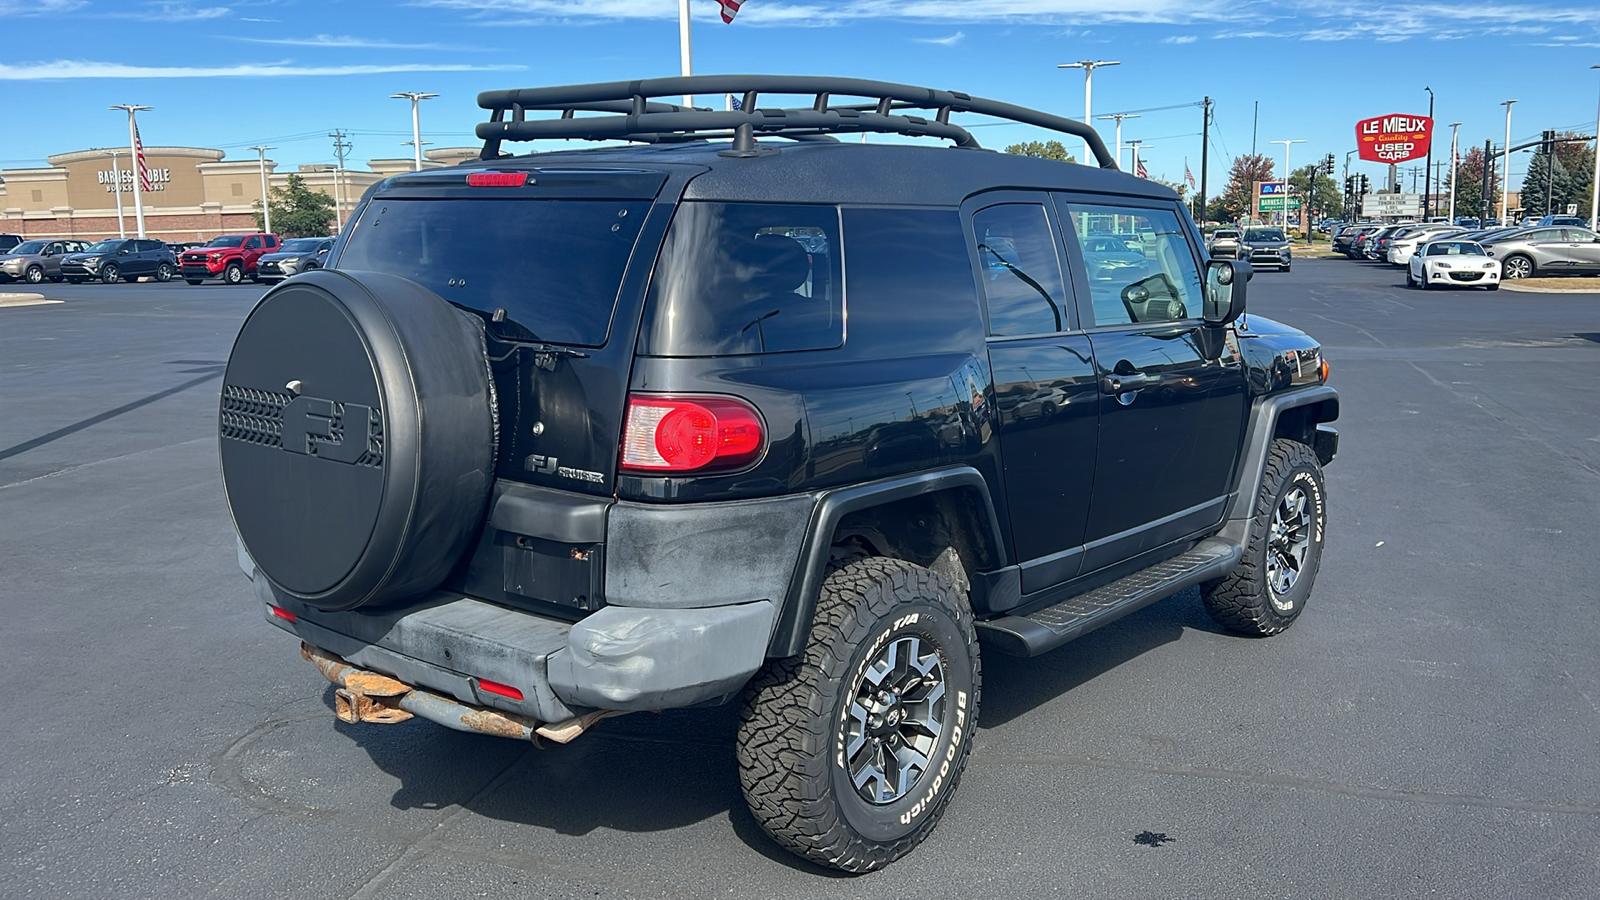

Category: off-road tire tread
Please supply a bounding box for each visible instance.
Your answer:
[736,556,980,873]
[1202,438,1323,636]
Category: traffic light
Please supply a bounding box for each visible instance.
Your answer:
[1542,129,1557,152]
[1358,174,1369,194]
[1323,153,1336,175]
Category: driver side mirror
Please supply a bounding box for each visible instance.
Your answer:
[1204,260,1249,325]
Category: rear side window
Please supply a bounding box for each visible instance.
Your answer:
[640,202,842,356]
[338,198,650,346]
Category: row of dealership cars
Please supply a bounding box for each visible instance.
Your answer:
[0,234,332,286]
[1331,219,1600,289]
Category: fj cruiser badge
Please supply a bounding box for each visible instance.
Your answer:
[524,454,605,484]
[282,396,376,465]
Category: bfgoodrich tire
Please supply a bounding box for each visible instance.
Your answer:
[737,557,980,873]
[1202,439,1326,635]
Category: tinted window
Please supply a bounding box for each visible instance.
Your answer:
[640,202,841,356]
[244,237,262,250]
[1563,228,1598,241]
[282,238,325,252]
[13,241,47,254]
[207,236,245,248]
[1426,242,1486,256]
[839,207,982,355]
[86,240,123,252]
[340,198,650,347]
[137,240,164,252]
[1523,229,1563,243]
[972,203,1068,336]
[265,235,278,248]
[1065,203,1203,327]
[1244,228,1285,242]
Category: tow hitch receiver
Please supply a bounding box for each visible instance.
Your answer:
[299,643,622,744]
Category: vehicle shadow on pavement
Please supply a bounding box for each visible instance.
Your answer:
[979,587,1222,727]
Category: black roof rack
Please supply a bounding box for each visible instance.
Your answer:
[476,75,1118,169]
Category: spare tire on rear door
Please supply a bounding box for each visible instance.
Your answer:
[220,269,496,611]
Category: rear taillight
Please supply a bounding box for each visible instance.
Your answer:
[466,172,528,187]
[620,395,765,473]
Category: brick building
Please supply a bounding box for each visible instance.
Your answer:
[0,146,478,241]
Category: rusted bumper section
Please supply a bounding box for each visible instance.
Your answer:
[301,643,620,744]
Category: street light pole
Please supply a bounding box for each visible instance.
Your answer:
[109,104,152,238]
[1447,122,1461,223]
[1590,65,1600,229]
[105,150,126,238]
[391,92,439,172]
[250,146,275,235]
[1423,87,1434,219]
[1059,60,1119,162]
[1096,113,1140,169]
[1270,138,1306,227]
[1500,99,1517,224]
[678,0,693,107]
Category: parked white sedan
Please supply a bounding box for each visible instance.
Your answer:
[1406,240,1501,290]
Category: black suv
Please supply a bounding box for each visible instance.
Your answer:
[60,238,177,284]
[219,77,1338,874]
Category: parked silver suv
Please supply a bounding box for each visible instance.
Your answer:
[1481,226,1600,278]
[0,239,89,284]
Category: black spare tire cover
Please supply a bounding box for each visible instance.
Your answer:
[220,269,495,611]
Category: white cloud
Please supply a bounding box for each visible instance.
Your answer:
[233,34,477,50]
[1162,35,1197,44]
[117,1,232,21]
[913,31,965,45]
[0,60,526,80]
[14,0,87,15]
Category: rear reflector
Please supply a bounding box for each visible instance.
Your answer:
[478,679,524,701]
[620,395,765,473]
[466,172,528,187]
[269,605,297,623]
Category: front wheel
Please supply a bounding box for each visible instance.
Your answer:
[738,557,980,873]
[1501,255,1534,279]
[155,262,174,283]
[24,265,45,284]
[100,264,120,285]
[224,263,244,285]
[1202,439,1326,636]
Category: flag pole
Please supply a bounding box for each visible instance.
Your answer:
[679,0,693,108]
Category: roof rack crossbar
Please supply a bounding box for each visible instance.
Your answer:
[474,75,1118,168]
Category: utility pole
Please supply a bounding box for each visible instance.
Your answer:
[250,146,275,235]
[105,150,126,238]
[1447,122,1461,223]
[329,130,351,233]
[678,0,693,107]
[1500,99,1517,223]
[1199,96,1212,222]
[1270,138,1305,228]
[1591,65,1600,229]
[1058,60,1120,163]
[1423,86,1434,219]
[1251,100,1258,157]
[1481,139,1494,223]
[1095,112,1140,169]
[109,104,152,238]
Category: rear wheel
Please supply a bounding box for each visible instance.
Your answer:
[738,557,980,873]
[100,264,120,285]
[24,265,44,284]
[1202,439,1326,636]
[1502,254,1534,279]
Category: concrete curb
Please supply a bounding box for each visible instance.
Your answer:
[0,292,61,308]
[1500,282,1600,295]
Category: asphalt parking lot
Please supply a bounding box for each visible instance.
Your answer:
[3,262,1599,899]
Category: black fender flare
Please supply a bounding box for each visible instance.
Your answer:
[1221,384,1339,540]
[766,467,1005,657]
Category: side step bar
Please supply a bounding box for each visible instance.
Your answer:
[977,539,1242,658]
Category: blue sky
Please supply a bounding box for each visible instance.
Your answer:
[4,0,1599,195]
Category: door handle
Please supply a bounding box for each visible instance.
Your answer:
[1103,372,1155,394]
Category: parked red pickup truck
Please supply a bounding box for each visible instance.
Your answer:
[179,233,280,285]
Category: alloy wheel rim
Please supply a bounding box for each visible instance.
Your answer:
[1267,487,1312,609]
[844,634,946,805]
[1505,258,1531,279]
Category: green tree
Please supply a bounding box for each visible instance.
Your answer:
[1004,140,1075,163]
[1447,146,1500,222]
[1289,163,1343,222]
[1523,133,1595,218]
[1216,154,1276,222]
[253,174,336,237]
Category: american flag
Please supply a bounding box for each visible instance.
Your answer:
[1135,157,1148,179]
[133,122,152,192]
[718,0,742,23]
[1184,160,1197,189]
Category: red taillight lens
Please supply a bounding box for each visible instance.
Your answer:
[466,172,527,187]
[620,395,765,473]
[269,605,296,623]
[477,679,524,701]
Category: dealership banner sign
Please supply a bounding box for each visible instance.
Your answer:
[1357,114,1433,163]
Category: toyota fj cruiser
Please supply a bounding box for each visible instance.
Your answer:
[220,76,1338,873]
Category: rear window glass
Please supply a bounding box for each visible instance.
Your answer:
[338,198,649,346]
[639,202,842,356]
